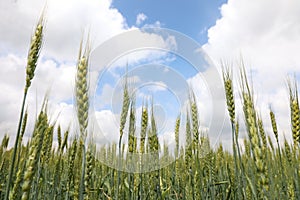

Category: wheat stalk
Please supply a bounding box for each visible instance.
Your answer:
[21,110,48,200]
[288,78,300,147]
[75,39,91,200]
[240,68,269,198]
[5,15,45,200]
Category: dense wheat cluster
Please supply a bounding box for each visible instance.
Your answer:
[1,15,300,200]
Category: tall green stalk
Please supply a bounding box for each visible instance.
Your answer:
[222,65,246,198]
[75,40,90,200]
[5,15,44,200]
[116,77,130,200]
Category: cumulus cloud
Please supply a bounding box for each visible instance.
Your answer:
[136,13,147,26]
[93,110,119,144]
[0,0,127,145]
[0,0,178,147]
[202,0,300,146]
[0,0,128,62]
[98,33,177,73]
[0,54,76,141]
[0,0,127,144]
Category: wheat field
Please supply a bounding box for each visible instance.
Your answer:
[0,14,300,200]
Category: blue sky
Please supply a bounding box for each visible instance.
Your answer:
[93,0,227,129]
[112,0,226,44]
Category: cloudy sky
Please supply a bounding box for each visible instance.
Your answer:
[1,0,300,151]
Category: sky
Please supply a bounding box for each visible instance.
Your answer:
[112,0,226,44]
[0,0,300,152]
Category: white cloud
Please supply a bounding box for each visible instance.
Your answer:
[146,81,168,92]
[187,73,213,127]
[0,54,76,142]
[0,0,127,145]
[102,32,177,72]
[202,0,300,146]
[0,0,127,62]
[136,13,147,26]
[0,0,177,147]
[93,110,119,144]
[204,0,300,78]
